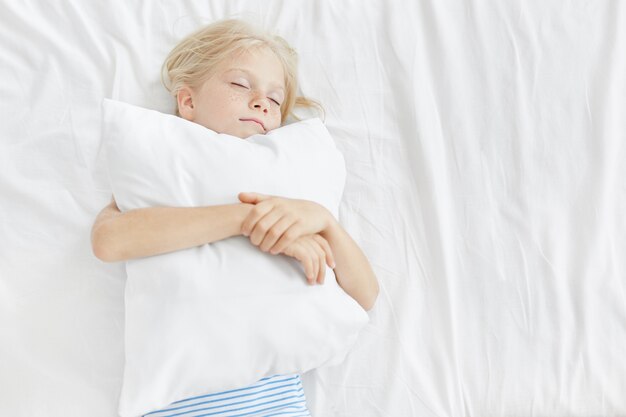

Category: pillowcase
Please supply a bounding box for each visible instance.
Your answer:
[101,98,370,417]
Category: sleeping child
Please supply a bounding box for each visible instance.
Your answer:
[91,18,379,417]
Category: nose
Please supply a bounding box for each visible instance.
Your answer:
[250,95,270,114]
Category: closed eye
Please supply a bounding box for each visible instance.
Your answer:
[232,82,281,106]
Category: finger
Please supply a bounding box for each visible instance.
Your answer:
[287,240,317,286]
[300,239,320,285]
[270,222,303,255]
[241,202,273,237]
[289,240,311,281]
[249,209,284,246]
[238,192,271,204]
[311,234,336,269]
[297,243,315,285]
[260,215,297,253]
[289,240,305,262]
[311,240,327,285]
[313,241,325,285]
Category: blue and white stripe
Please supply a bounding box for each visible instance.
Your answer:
[142,373,311,417]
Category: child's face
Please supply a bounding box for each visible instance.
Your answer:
[178,47,286,139]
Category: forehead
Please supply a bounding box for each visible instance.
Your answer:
[221,49,285,90]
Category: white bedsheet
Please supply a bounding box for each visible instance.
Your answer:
[1,1,625,416]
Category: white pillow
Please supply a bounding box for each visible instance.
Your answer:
[101,98,370,417]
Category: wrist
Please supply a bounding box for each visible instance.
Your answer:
[236,203,255,236]
[320,212,341,240]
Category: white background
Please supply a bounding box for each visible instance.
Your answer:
[1,1,625,416]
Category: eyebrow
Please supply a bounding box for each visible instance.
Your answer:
[225,68,285,93]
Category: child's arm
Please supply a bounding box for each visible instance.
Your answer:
[238,192,380,312]
[91,196,253,262]
[282,234,335,286]
[320,220,380,312]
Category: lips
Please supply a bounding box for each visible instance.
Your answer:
[240,118,265,131]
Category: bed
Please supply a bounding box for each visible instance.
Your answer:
[1,1,625,416]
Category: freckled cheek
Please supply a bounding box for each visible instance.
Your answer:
[228,92,247,102]
[268,112,282,130]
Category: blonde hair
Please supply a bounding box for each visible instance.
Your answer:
[161,18,324,123]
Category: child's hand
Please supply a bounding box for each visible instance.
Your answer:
[238,192,333,255]
[280,234,336,285]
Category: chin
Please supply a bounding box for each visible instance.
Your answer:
[240,129,265,139]
[230,132,252,140]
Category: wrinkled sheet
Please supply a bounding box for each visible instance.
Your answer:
[1,1,625,416]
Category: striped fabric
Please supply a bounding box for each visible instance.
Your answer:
[141,373,311,417]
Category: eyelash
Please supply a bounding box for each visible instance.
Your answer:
[231,83,281,106]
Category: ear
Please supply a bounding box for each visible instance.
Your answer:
[177,85,195,120]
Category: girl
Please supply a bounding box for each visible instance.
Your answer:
[91,18,379,417]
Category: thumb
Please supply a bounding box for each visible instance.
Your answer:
[238,192,269,203]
